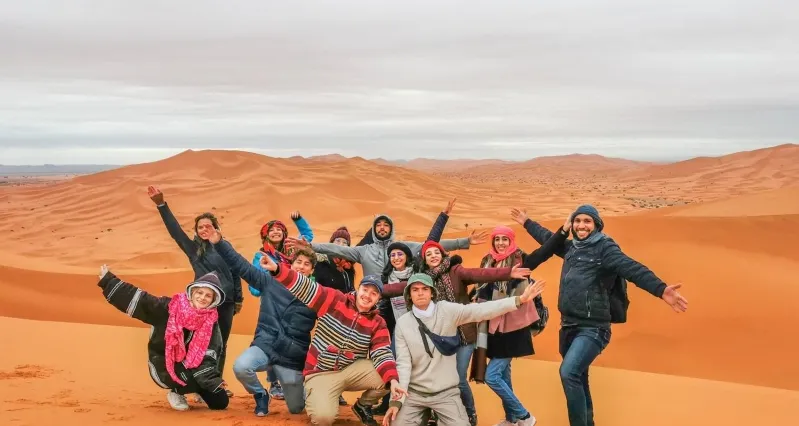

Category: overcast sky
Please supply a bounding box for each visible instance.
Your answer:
[1,0,797,165]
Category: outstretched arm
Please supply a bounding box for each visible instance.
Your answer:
[308,241,362,262]
[454,279,545,324]
[147,186,197,259]
[601,239,667,297]
[455,264,530,286]
[212,238,276,296]
[522,217,571,270]
[97,267,170,326]
[291,211,314,242]
[381,280,408,298]
[271,260,344,317]
[513,207,572,258]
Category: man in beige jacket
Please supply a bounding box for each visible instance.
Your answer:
[384,273,545,426]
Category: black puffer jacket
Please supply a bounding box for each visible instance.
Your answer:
[98,271,225,392]
[523,219,667,327]
[313,256,356,294]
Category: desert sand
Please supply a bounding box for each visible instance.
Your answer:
[2,143,799,425]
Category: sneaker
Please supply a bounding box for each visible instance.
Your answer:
[469,414,478,426]
[427,410,439,425]
[351,400,378,426]
[166,390,190,411]
[268,381,285,400]
[516,415,537,426]
[254,392,269,417]
[339,395,349,406]
[492,420,515,426]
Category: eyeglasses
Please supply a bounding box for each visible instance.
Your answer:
[389,252,405,258]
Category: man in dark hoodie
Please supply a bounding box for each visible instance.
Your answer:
[512,204,688,426]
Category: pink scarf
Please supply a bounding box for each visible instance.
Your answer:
[164,293,219,386]
[489,226,519,262]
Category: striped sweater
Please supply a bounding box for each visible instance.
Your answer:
[273,264,398,384]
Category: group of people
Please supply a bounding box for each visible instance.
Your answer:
[95,186,688,426]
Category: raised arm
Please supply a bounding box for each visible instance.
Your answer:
[424,198,457,242]
[212,238,277,296]
[271,261,344,317]
[147,186,197,258]
[522,219,571,270]
[291,211,314,242]
[511,207,572,259]
[97,267,170,326]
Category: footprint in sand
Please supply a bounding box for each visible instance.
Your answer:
[74,408,91,413]
[0,364,58,380]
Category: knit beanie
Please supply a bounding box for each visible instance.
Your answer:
[572,204,604,232]
[386,242,413,261]
[185,272,225,308]
[421,240,447,259]
[329,226,351,245]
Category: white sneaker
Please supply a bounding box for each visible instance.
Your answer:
[493,421,516,426]
[167,390,190,411]
[516,415,537,426]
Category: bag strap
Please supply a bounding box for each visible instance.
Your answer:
[412,314,435,358]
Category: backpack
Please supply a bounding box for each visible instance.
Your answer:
[529,294,549,336]
[602,273,630,323]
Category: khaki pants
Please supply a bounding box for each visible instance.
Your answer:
[393,387,468,426]
[304,359,389,426]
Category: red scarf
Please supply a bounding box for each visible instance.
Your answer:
[333,257,353,272]
[489,225,519,262]
[262,245,292,265]
[164,293,219,386]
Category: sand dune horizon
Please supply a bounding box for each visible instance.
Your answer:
[2,144,798,425]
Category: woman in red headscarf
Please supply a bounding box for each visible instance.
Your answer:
[470,217,571,426]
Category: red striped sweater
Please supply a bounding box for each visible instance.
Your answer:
[273,265,398,384]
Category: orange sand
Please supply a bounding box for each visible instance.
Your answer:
[2,144,799,425]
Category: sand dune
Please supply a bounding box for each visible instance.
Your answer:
[2,145,798,425]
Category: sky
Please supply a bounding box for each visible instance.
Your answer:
[1,0,797,165]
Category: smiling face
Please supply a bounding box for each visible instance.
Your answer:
[332,237,349,246]
[267,226,285,245]
[390,249,407,270]
[291,254,315,277]
[572,214,596,240]
[190,287,216,309]
[424,247,443,268]
[493,235,511,253]
[374,219,391,239]
[355,284,381,312]
[196,218,216,241]
[409,283,433,309]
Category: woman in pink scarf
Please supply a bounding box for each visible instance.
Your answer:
[472,216,571,426]
[96,264,229,412]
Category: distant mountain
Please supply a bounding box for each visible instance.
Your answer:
[0,164,121,175]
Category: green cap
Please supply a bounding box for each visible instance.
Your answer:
[404,273,437,303]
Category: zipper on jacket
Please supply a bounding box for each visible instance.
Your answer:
[586,291,591,318]
[334,312,360,371]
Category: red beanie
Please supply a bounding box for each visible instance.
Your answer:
[421,240,446,259]
[329,226,351,245]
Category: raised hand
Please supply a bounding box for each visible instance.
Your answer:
[510,265,531,279]
[563,214,573,233]
[519,279,546,304]
[290,210,301,220]
[147,186,164,205]
[661,283,688,313]
[207,228,222,244]
[382,407,399,425]
[444,198,457,215]
[259,253,279,272]
[234,302,243,315]
[468,229,489,245]
[510,208,529,226]
[99,264,110,279]
[284,237,310,250]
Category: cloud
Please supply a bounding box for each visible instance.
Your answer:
[0,0,797,164]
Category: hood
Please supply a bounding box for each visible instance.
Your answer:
[185,271,226,309]
[370,214,395,242]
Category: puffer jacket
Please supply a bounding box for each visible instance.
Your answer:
[97,272,225,393]
[310,214,471,277]
[523,219,668,327]
[214,239,316,373]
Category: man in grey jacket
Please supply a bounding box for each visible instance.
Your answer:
[288,214,488,277]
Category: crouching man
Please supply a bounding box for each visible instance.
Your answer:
[384,273,545,426]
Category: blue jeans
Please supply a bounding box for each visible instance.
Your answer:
[232,346,306,414]
[485,358,528,422]
[558,326,611,426]
[455,343,476,417]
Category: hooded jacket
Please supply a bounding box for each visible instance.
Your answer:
[214,239,316,373]
[310,214,471,277]
[97,271,226,393]
[271,263,399,384]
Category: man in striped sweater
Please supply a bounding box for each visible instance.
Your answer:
[259,251,404,426]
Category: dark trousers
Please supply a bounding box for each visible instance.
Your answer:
[216,302,235,376]
[173,375,230,410]
[558,326,611,426]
